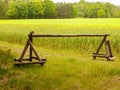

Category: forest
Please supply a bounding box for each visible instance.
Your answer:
[0,0,120,19]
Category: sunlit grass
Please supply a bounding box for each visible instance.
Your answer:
[0,18,120,52]
[0,41,120,90]
[0,19,120,89]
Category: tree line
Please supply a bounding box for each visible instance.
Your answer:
[0,0,120,19]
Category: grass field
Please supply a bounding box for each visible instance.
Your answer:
[0,19,120,52]
[0,19,120,90]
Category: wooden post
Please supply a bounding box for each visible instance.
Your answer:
[28,40,41,61]
[29,31,34,62]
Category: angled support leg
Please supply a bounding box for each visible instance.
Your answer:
[93,35,107,60]
[14,40,29,62]
[28,40,46,65]
[106,40,115,60]
[105,40,110,60]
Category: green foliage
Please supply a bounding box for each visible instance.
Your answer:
[0,0,7,19]
[27,1,35,19]
[43,0,57,18]
[27,0,44,19]
[85,3,97,18]
[75,1,117,18]
[1,0,120,19]
[6,2,18,19]
[6,0,44,19]
[6,0,56,19]
[97,9,106,18]
[17,2,28,19]
[113,6,120,18]
[114,12,120,18]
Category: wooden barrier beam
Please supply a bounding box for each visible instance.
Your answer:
[14,32,114,66]
[14,61,46,66]
[31,34,110,37]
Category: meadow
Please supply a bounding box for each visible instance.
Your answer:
[0,19,120,90]
[0,19,120,52]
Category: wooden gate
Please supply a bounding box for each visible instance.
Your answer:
[14,31,114,66]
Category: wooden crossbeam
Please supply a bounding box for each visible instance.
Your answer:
[31,34,110,37]
[93,53,109,57]
[14,61,46,66]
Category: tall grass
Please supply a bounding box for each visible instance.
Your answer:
[0,19,120,90]
[0,39,120,90]
[0,49,14,79]
[0,19,120,52]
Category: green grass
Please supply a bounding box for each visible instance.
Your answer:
[0,41,120,90]
[0,19,120,52]
[0,19,120,90]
